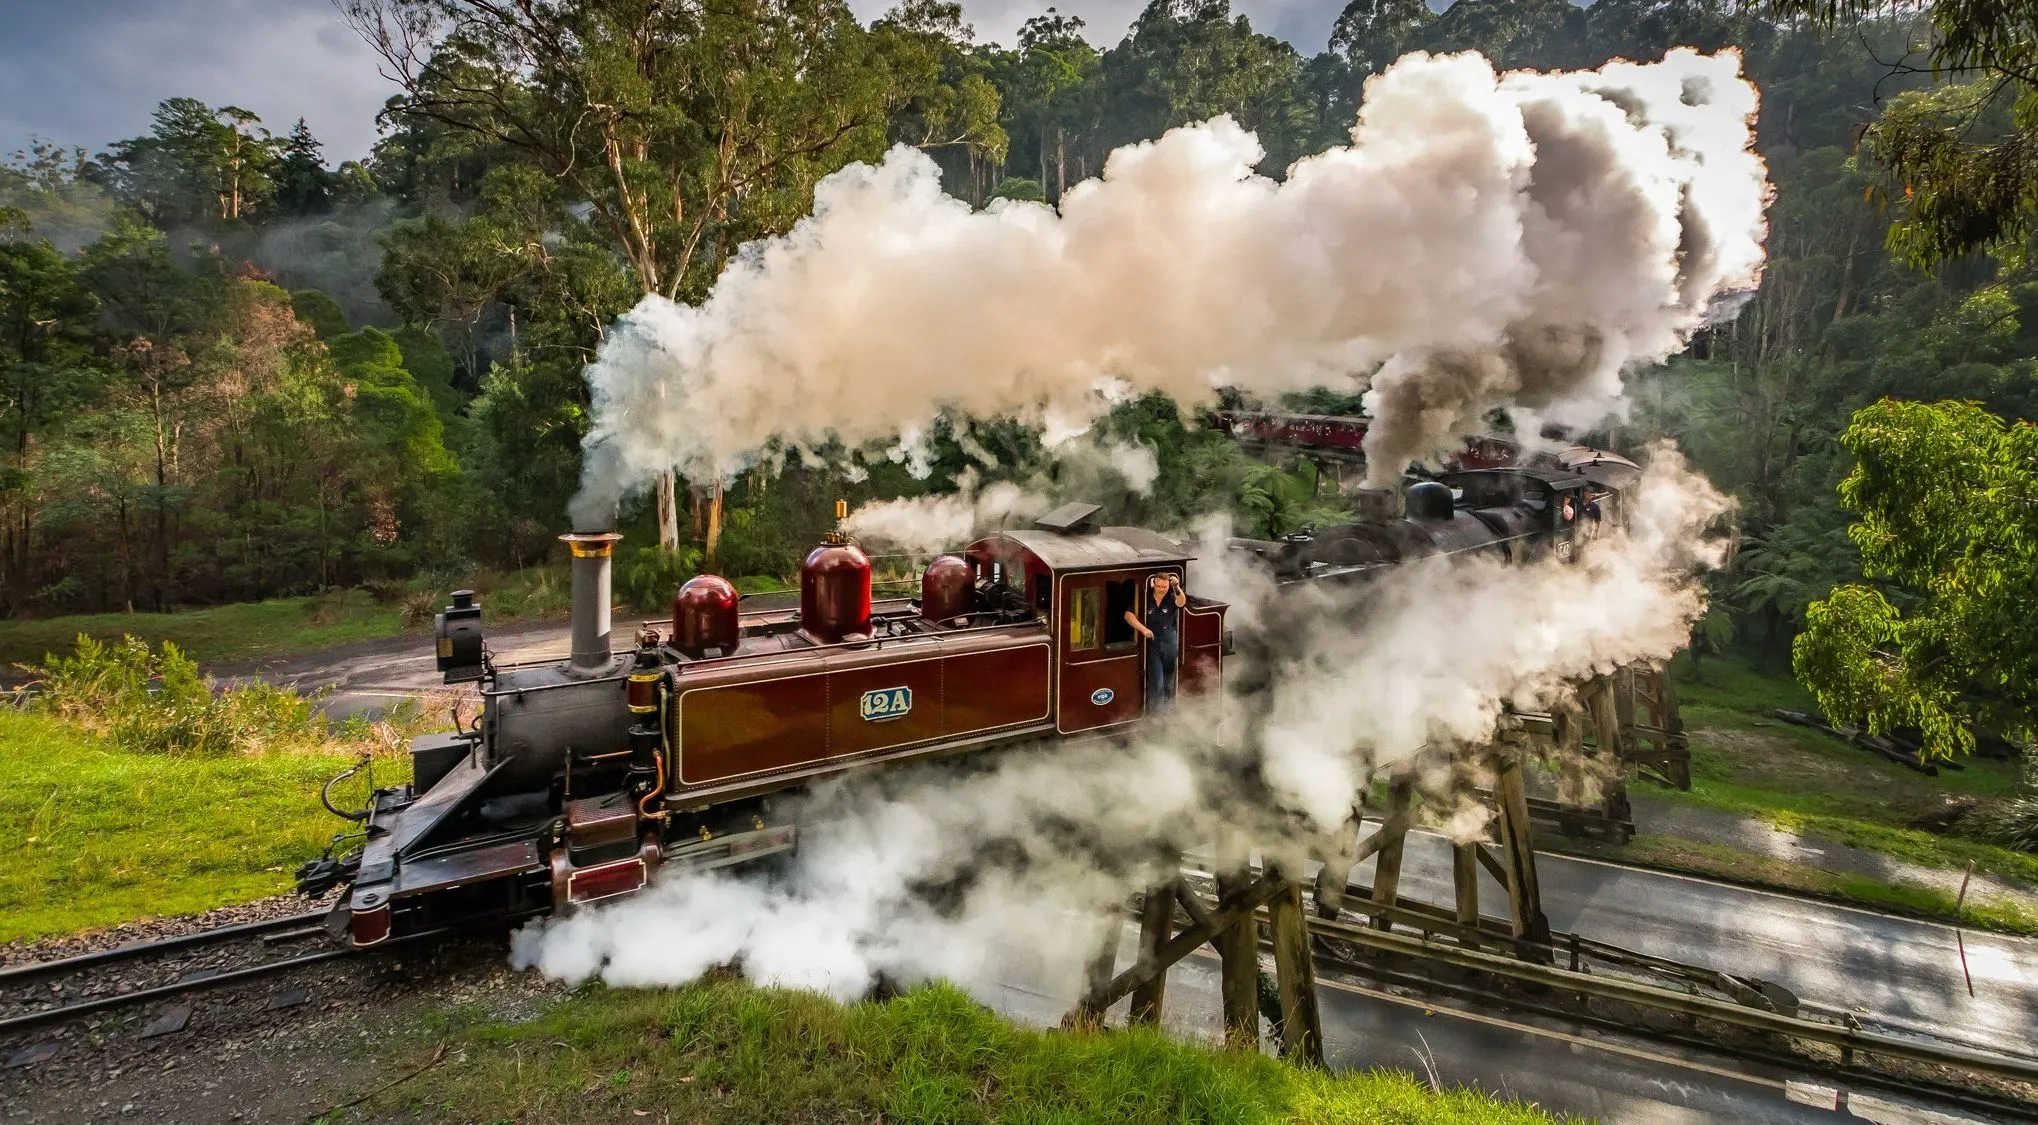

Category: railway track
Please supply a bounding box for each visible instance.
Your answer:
[0,905,548,1054]
[0,909,348,1039]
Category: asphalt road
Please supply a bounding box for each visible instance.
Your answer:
[965,893,2024,1125]
[219,606,792,721]
[977,941,1909,1125]
[217,617,578,719]
[1345,830,2038,1058]
[249,624,2034,1123]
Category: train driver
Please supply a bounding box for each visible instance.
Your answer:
[1127,572,1186,712]
[1580,486,1605,537]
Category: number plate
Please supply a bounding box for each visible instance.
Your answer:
[860,686,913,722]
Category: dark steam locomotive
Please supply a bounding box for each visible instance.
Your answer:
[1235,453,1640,581]
[298,434,1639,948]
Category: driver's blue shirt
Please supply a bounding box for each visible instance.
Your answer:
[1147,594,1180,638]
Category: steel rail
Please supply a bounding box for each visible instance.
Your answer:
[0,947,356,1036]
[0,910,332,986]
[0,909,544,1039]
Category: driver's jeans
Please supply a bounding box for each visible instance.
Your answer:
[1146,630,1179,711]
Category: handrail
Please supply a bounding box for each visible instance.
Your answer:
[666,611,1047,672]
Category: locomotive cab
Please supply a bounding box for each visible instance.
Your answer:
[966,505,1226,734]
[1438,466,1597,562]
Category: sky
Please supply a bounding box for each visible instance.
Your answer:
[0,0,1351,166]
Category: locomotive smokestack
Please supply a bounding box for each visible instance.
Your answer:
[1354,487,1402,523]
[561,529,624,674]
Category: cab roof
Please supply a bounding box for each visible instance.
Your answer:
[1551,446,1643,489]
[979,527,1194,572]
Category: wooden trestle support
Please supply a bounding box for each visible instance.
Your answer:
[1055,665,2038,1117]
[1060,664,1682,1061]
[1511,661,1688,841]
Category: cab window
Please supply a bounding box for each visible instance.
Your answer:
[1067,586,1100,650]
[1103,578,1137,650]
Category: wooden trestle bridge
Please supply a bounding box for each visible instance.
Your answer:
[1054,663,2038,1119]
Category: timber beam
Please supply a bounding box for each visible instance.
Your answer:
[1266,866,1325,1065]
[1070,873,1287,1020]
[1128,875,1177,1027]
[1368,776,1415,931]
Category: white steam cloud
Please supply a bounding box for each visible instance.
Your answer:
[517,449,1731,1003]
[843,435,1160,553]
[571,47,1765,524]
[842,471,1052,554]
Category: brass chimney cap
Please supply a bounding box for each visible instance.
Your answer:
[560,530,624,558]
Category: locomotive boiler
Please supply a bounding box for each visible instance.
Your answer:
[298,447,1637,947]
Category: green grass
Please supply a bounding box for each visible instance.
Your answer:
[1672,649,1824,715]
[354,978,1574,1125]
[1549,832,2038,936]
[0,593,408,670]
[0,709,397,941]
[734,573,792,595]
[1662,652,2036,885]
[0,566,574,670]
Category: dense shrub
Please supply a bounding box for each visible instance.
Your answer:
[22,635,321,756]
[1968,748,2038,853]
[618,544,705,612]
[17,634,441,757]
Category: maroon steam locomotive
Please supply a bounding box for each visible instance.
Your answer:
[298,501,1228,947]
[298,435,1640,948]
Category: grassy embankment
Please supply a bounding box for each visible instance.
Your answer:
[0,634,431,942]
[340,978,1573,1125]
[0,564,784,940]
[1549,652,2038,933]
[0,568,797,670]
[0,708,399,942]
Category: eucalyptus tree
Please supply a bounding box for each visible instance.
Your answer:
[998,8,1101,202]
[1763,0,2038,266]
[346,0,1004,548]
[1099,0,1316,171]
[0,236,105,611]
[96,99,281,225]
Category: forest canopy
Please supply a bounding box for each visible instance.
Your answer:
[2,0,2034,754]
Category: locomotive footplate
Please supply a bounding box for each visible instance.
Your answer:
[396,839,545,896]
[662,821,799,874]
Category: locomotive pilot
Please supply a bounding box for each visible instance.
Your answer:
[1127,572,1187,712]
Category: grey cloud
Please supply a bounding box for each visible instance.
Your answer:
[0,0,393,162]
[4,0,1349,169]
